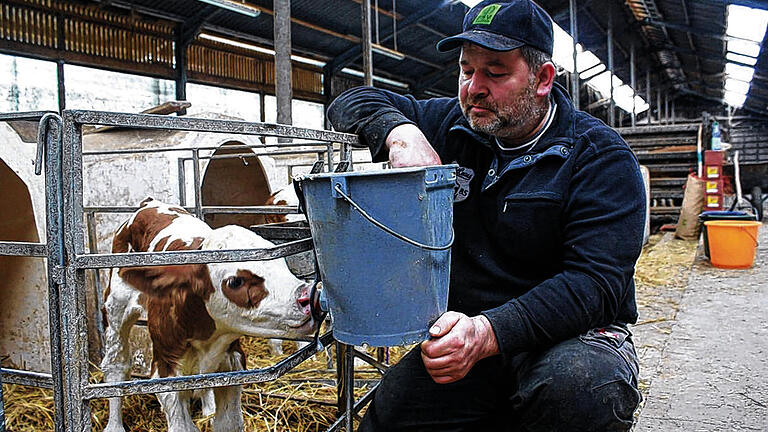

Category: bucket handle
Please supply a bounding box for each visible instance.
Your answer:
[741,227,760,248]
[333,183,454,251]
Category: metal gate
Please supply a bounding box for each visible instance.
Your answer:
[0,110,384,432]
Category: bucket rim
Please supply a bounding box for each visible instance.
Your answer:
[296,163,459,181]
[704,220,762,227]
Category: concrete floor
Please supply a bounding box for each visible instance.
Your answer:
[633,222,767,431]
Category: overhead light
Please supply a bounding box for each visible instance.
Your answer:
[726,52,758,66]
[199,33,326,67]
[340,67,409,88]
[371,43,406,61]
[195,0,261,17]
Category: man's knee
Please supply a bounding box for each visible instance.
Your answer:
[514,339,641,431]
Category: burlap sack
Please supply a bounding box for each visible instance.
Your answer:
[675,173,705,240]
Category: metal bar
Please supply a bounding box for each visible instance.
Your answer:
[67,111,359,144]
[83,145,333,157]
[607,16,614,127]
[275,0,293,137]
[192,148,203,219]
[178,157,187,206]
[57,62,65,113]
[61,112,91,431]
[175,23,188,108]
[39,113,66,432]
[325,384,378,432]
[646,68,652,125]
[657,89,662,125]
[345,344,355,432]
[81,205,300,214]
[0,370,4,432]
[74,238,314,269]
[616,123,701,134]
[0,241,47,257]
[336,344,348,416]
[84,332,334,399]
[86,212,106,350]
[361,0,373,86]
[630,43,636,128]
[0,111,56,121]
[570,0,579,110]
[0,369,54,389]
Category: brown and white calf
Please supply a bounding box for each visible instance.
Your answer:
[100,198,316,432]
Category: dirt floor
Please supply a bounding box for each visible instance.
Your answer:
[2,231,709,431]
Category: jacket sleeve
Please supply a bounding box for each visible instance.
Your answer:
[327,86,458,162]
[482,140,647,362]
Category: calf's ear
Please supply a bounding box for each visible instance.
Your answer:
[118,264,214,298]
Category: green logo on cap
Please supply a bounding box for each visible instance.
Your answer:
[472,4,502,25]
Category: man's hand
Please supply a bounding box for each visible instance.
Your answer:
[420,312,499,384]
[386,123,442,167]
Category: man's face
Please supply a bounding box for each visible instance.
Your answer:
[458,44,546,140]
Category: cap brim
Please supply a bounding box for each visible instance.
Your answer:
[436,29,526,52]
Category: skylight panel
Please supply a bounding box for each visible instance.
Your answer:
[552,23,575,72]
[724,90,747,108]
[727,39,762,58]
[726,4,768,42]
[726,52,758,66]
[725,78,751,95]
[580,63,606,80]
[725,62,756,82]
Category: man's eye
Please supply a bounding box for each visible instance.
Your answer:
[461,70,473,77]
[227,277,244,289]
[488,72,506,78]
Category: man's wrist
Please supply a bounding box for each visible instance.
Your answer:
[474,315,500,358]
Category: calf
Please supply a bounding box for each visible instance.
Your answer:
[263,185,305,224]
[101,198,315,432]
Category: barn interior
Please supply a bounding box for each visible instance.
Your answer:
[1,0,767,431]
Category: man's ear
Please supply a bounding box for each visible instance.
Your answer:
[535,62,556,97]
[118,264,213,298]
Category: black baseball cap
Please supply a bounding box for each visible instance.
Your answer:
[436,0,554,56]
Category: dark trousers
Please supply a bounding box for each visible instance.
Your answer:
[358,325,641,432]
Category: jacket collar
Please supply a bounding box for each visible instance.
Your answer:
[449,81,576,153]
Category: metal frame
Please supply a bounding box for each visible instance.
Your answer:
[1,109,385,431]
[0,111,67,432]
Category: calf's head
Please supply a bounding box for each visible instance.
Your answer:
[119,225,315,339]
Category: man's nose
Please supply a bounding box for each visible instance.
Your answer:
[467,74,489,98]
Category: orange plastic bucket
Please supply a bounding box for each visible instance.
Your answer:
[704,220,761,269]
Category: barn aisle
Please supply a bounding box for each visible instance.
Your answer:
[633,223,768,431]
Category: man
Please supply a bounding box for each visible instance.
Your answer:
[327,1,645,430]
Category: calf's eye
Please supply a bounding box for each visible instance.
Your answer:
[226,277,244,289]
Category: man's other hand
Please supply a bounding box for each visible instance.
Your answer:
[385,124,442,168]
[420,312,499,384]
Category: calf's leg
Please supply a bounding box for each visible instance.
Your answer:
[211,349,245,432]
[100,278,143,432]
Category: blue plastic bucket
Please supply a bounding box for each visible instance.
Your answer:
[297,165,457,346]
